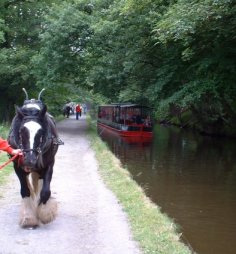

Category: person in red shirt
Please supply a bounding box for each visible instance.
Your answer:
[75,104,81,120]
[0,137,22,155]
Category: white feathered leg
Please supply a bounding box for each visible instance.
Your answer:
[37,198,58,224]
[36,179,58,224]
[19,197,39,228]
[19,173,40,228]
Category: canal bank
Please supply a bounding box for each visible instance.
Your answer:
[87,117,193,254]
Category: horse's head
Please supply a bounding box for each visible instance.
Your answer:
[17,104,47,172]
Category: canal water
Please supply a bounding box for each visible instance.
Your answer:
[98,124,236,254]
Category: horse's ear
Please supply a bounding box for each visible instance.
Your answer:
[40,104,47,118]
[15,105,24,119]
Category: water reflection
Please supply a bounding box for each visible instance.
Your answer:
[98,124,236,254]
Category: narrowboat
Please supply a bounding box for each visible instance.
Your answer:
[97,103,153,138]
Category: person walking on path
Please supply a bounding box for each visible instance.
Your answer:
[75,104,81,120]
[0,137,21,155]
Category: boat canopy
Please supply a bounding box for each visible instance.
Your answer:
[100,103,151,108]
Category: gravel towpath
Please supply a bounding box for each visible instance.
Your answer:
[0,115,141,254]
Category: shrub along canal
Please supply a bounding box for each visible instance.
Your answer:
[98,124,236,254]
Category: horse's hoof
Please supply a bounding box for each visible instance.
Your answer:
[19,216,39,228]
[23,225,39,230]
[37,198,58,224]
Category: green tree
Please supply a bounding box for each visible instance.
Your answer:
[1,0,235,135]
[86,0,168,103]
[0,0,54,121]
[31,1,93,102]
[152,0,236,133]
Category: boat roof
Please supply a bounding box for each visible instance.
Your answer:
[99,103,151,108]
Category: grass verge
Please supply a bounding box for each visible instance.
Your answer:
[0,124,14,190]
[0,153,13,187]
[87,117,194,254]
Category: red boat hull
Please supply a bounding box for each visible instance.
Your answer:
[97,122,153,138]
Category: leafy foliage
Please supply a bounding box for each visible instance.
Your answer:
[151,0,236,133]
[0,0,235,135]
[0,0,54,120]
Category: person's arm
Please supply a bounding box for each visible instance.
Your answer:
[0,137,21,155]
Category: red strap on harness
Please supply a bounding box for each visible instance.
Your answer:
[0,153,21,170]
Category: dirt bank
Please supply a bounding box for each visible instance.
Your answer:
[0,115,141,254]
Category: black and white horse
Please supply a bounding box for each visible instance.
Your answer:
[8,88,62,228]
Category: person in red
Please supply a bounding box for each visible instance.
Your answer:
[75,104,81,120]
[0,137,21,155]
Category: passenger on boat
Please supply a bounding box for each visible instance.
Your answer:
[132,114,143,124]
[144,116,151,126]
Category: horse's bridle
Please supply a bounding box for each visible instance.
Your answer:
[20,146,42,154]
